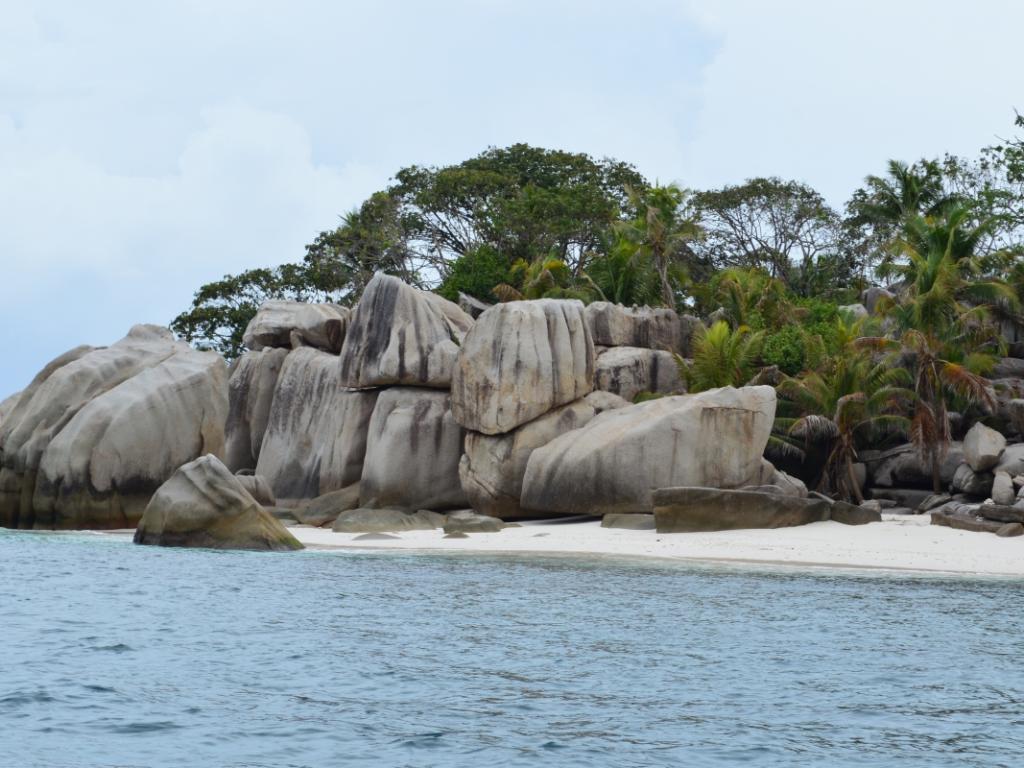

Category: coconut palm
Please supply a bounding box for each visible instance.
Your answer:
[586,235,663,307]
[493,257,595,302]
[698,267,792,329]
[680,320,764,392]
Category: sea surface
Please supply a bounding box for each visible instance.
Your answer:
[2,531,1023,768]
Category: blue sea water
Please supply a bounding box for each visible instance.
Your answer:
[1,531,1023,768]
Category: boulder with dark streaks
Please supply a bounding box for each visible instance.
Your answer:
[242,300,349,353]
[593,346,684,402]
[583,302,681,351]
[224,348,289,472]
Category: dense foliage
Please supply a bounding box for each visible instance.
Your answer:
[172,118,1024,503]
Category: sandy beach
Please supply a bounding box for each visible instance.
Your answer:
[276,514,1024,577]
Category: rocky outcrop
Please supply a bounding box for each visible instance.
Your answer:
[992,471,1016,506]
[451,299,594,435]
[134,455,301,550]
[992,358,1024,379]
[458,292,491,319]
[830,501,882,526]
[293,484,360,527]
[359,388,466,510]
[996,444,1024,476]
[653,487,831,532]
[520,386,776,516]
[839,303,869,320]
[459,392,629,519]
[243,300,349,353]
[952,464,994,497]
[593,347,684,402]
[255,348,378,505]
[224,348,289,472]
[863,443,963,488]
[0,391,21,430]
[331,507,445,533]
[861,286,895,314]
[963,423,1006,472]
[0,326,227,530]
[583,302,680,351]
[339,274,473,388]
[601,513,656,530]
[443,510,505,534]
[235,474,276,508]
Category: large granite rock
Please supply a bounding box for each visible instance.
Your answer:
[293,484,360,527]
[583,302,680,351]
[255,348,378,505]
[861,286,896,314]
[1008,400,1024,436]
[443,509,506,534]
[963,423,1006,472]
[593,347,684,402]
[992,358,1024,379]
[134,455,301,550]
[332,507,445,533]
[520,386,776,516]
[996,444,1024,476]
[653,487,831,532]
[0,326,227,530]
[951,463,994,497]
[863,442,963,488]
[451,299,594,435]
[459,391,629,519]
[243,300,349,353]
[0,391,21,430]
[359,388,466,510]
[235,474,276,508]
[339,274,473,388]
[224,348,289,472]
[830,501,882,525]
[992,471,1016,506]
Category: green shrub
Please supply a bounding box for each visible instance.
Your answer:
[436,245,510,303]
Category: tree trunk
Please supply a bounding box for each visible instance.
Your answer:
[931,453,942,494]
[847,457,864,504]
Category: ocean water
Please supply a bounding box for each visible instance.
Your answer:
[2,531,1023,768]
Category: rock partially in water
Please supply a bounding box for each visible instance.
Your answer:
[242,300,349,353]
[332,507,446,533]
[452,299,594,435]
[359,388,466,511]
[134,455,302,551]
[224,348,289,472]
[653,487,831,533]
[459,393,628,520]
[1,326,227,530]
[339,274,472,389]
[255,348,378,505]
[520,386,776,516]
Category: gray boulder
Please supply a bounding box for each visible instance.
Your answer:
[593,347,684,402]
[978,503,1024,524]
[520,386,777,516]
[963,422,1006,472]
[134,455,302,550]
[830,501,882,525]
[339,274,473,388]
[839,303,869,320]
[459,392,629,520]
[864,442,963,488]
[255,348,378,505]
[1008,400,1024,436]
[235,473,276,508]
[293,484,360,527]
[861,286,896,314]
[930,509,1006,535]
[992,358,1024,379]
[443,510,505,534]
[359,388,466,511]
[992,471,1016,506]
[458,292,491,319]
[583,302,680,351]
[0,391,21,430]
[1,326,227,530]
[224,348,289,472]
[451,299,594,435]
[995,444,1024,476]
[653,487,831,533]
[332,507,445,533]
[242,300,349,353]
[952,463,994,497]
[601,513,656,530]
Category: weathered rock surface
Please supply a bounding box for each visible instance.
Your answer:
[235,474,276,508]
[359,388,466,510]
[458,292,491,319]
[992,357,1024,379]
[930,509,1005,534]
[992,471,1016,506]
[459,392,629,519]
[601,513,656,530]
[995,444,1024,476]
[830,501,882,525]
[339,274,472,388]
[593,347,684,402]
[1,326,227,530]
[653,487,831,532]
[963,422,1006,472]
[0,391,21,430]
[293,484,360,527]
[952,464,994,497]
[839,303,869,320]
[1009,399,1024,436]
[583,302,680,351]
[255,348,378,505]
[864,443,963,488]
[520,386,776,516]
[224,348,289,472]
[443,510,505,534]
[134,455,302,550]
[452,299,594,435]
[242,300,349,353]
[997,522,1024,537]
[332,507,445,533]
[861,286,896,314]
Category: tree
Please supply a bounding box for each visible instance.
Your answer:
[681,320,764,392]
[586,235,661,306]
[696,267,791,328]
[389,144,648,280]
[690,177,843,293]
[611,183,702,307]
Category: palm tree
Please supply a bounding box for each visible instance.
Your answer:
[776,349,910,502]
[615,183,702,308]
[698,267,792,329]
[586,236,662,307]
[493,257,595,302]
[855,159,953,228]
[681,320,764,392]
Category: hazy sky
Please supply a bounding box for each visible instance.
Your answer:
[2,0,1022,396]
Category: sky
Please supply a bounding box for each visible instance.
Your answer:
[2,0,1022,397]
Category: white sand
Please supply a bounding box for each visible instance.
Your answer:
[289,514,1024,577]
